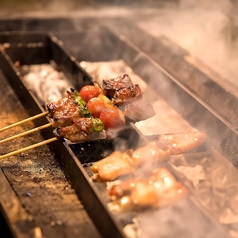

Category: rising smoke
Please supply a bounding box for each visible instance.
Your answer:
[138,0,238,87]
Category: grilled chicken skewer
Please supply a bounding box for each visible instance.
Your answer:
[90,128,207,181]
[108,167,187,210]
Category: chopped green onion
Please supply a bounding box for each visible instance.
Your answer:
[92,118,104,132]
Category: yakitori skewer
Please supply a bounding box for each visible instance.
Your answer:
[0,74,157,160]
[0,112,48,132]
[0,137,58,160]
[0,122,54,145]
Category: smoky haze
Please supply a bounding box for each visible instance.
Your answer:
[137,0,238,88]
[1,0,237,89]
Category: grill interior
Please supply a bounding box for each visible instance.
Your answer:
[0,17,238,238]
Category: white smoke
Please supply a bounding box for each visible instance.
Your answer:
[138,0,238,87]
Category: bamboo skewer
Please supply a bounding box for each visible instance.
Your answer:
[0,112,48,132]
[0,122,54,145]
[0,111,58,159]
[0,137,58,160]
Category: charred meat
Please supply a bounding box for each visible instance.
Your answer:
[47,90,81,128]
[102,74,155,122]
[46,74,155,143]
[109,167,187,210]
[102,74,134,95]
[102,74,142,105]
[54,117,94,143]
[90,129,206,181]
[110,84,142,105]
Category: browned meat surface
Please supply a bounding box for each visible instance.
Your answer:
[156,128,207,154]
[103,74,143,105]
[47,90,80,128]
[119,98,156,122]
[90,129,206,181]
[54,117,94,143]
[90,151,134,181]
[130,141,170,164]
[102,74,133,96]
[102,74,154,122]
[109,167,187,209]
[110,84,142,105]
[90,142,170,181]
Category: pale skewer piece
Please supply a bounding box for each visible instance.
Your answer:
[0,137,58,160]
[0,112,48,132]
[0,122,54,145]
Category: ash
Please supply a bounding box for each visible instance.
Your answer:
[20,61,72,107]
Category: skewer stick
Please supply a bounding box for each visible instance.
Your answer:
[0,112,48,132]
[0,137,58,160]
[0,122,54,145]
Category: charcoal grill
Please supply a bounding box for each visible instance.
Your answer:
[0,17,238,238]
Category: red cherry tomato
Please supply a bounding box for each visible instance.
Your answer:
[79,85,100,102]
[99,107,125,130]
[87,97,106,118]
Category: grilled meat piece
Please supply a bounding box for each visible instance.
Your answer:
[130,141,170,164]
[156,128,207,154]
[102,74,154,122]
[110,84,142,105]
[103,74,133,94]
[90,129,206,181]
[103,74,143,104]
[90,151,134,181]
[103,74,155,123]
[119,98,156,122]
[47,90,80,128]
[109,167,187,209]
[54,117,94,143]
[91,142,170,181]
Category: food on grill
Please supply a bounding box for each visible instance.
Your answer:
[108,167,187,210]
[91,141,170,181]
[46,74,155,143]
[90,129,206,181]
[79,84,100,102]
[86,97,106,118]
[102,74,155,122]
[156,128,207,154]
[119,99,155,123]
[103,74,142,104]
[0,72,156,157]
[47,89,83,128]
[53,117,103,143]
[90,151,134,181]
[99,107,125,130]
